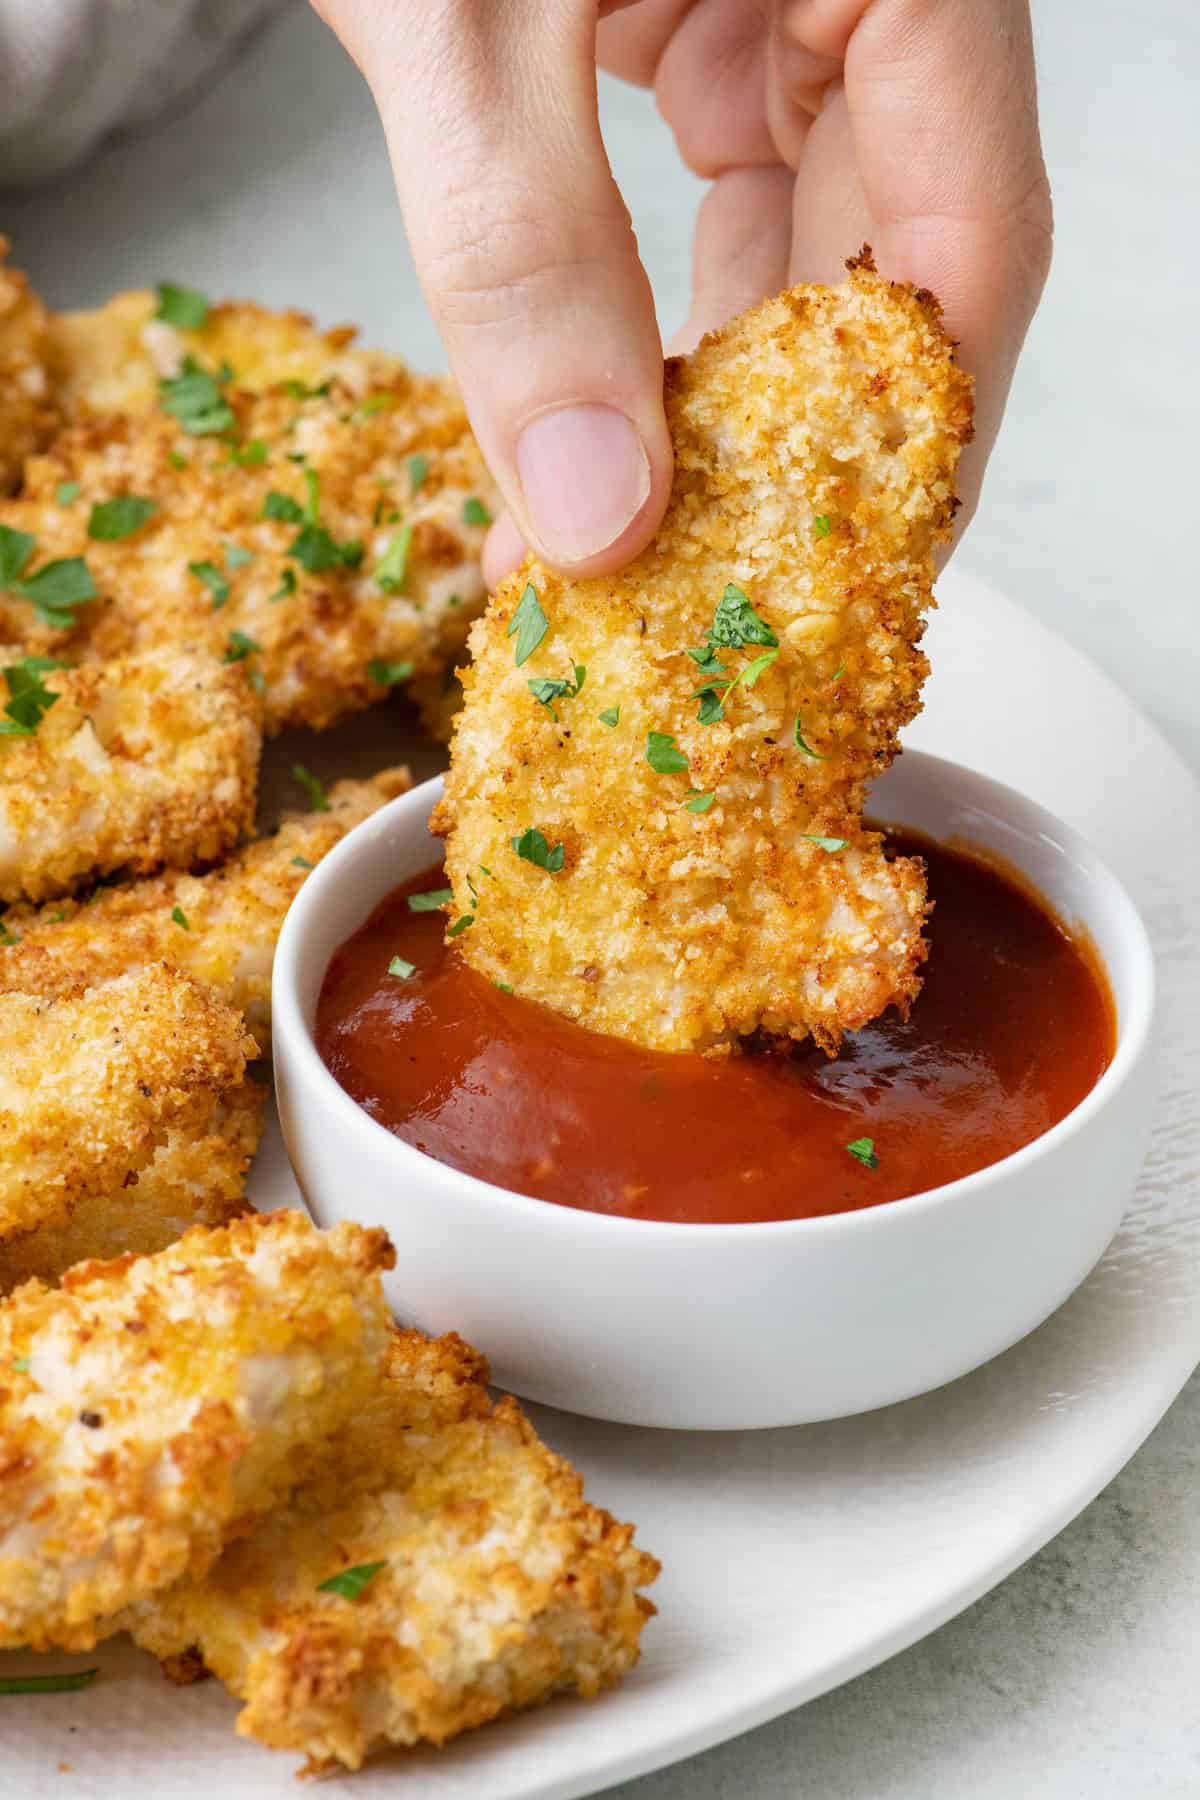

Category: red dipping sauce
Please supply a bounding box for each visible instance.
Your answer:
[315,836,1115,1225]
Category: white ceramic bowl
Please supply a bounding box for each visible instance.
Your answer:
[273,752,1157,1430]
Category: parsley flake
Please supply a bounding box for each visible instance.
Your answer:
[813,514,832,538]
[87,495,156,541]
[407,887,452,913]
[357,391,396,417]
[706,584,778,651]
[168,449,188,470]
[685,790,715,814]
[645,730,688,775]
[374,525,411,593]
[224,543,253,570]
[0,657,61,736]
[263,490,304,523]
[159,356,234,436]
[292,764,329,811]
[846,1136,878,1169]
[291,856,314,870]
[800,834,849,853]
[230,438,268,468]
[12,1356,29,1372]
[408,452,429,493]
[170,905,189,930]
[223,630,260,663]
[0,1669,99,1696]
[462,496,492,526]
[511,827,565,872]
[284,378,330,401]
[528,664,584,722]
[447,913,475,937]
[188,560,229,608]
[388,955,416,979]
[55,481,80,508]
[154,282,209,329]
[8,553,96,630]
[793,714,827,759]
[0,525,34,588]
[598,705,620,729]
[507,583,549,666]
[0,920,20,945]
[494,980,514,994]
[303,468,321,523]
[368,657,414,687]
[287,523,352,574]
[317,1561,386,1600]
[269,567,297,603]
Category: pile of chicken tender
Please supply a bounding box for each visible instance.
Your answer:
[0,244,657,1774]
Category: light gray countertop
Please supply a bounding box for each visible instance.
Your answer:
[4,4,1196,1793]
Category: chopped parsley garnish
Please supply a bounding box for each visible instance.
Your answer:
[88,495,156,541]
[0,1669,99,1696]
[494,980,514,994]
[388,955,416,979]
[12,1356,29,1372]
[0,920,20,945]
[263,490,304,523]
[511,827,565,872]
[357,391,396,417]
[598,705,620,728]
[55,481,80,508]
[407,887,453,913]
[813,514,832,538]
[170,905,189,930]
[0,657,62,736]
[224,542,253,570]
[687,586,779,723]
[188,559,229,608]
[269,567,297,602]
[528,664,585,722]
[303,469,321,523]
[292,764,329,811]
[284,378,330,401]
[705,583,778,651]
[317,1561,386,1600]
[507,583,549,666]
[223,630,260,663]
[408,452,429,493]
[368,657,414,687]
[0,526,97,629]
[287,523,356,574]
[462,496,492,527]
[159,356,235,436]
[230,438,268,467]
[846,1136,878,1169]
[800,834,849,853]
[793,714,827,759]
[168,449,188,470]
[447,913,475,936]
[645,730,688,775]
[831,661,846,681]
[291,855,314,869]
[374,525,411,593]
[685,790,715,814]
[154,282,209,329]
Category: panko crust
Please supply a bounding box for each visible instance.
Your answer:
[0,768,410,1048]
[0,1079,265,1295]
[0,1211,395,1652]
[0,648,262,903]
[128,1329,658,1775]
[0,239,57,491]
[4,300,498,733]
[0,963,255,1245]
[436,253,972,1054]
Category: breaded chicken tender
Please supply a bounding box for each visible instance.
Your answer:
[0,770,410,1046]
[127,1328,658,1774]
[0,298,498,732]
[436,253,972,1054]
[0,1080,264,1294]
[0,963,254,1245]
[0,241,56,491]
[0,1211,394,1652]
[0,649,261,903]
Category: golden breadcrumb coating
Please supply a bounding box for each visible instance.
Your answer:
[0,1080,264,1295]
[127,1328,658,1774]
[435,254,972,1054]
[0,649,261,904]
[0,297,499,732]
[0,241,56,492]
[0,769,410,1047]
[0,962,254,1246]
[0,1211,395,1653]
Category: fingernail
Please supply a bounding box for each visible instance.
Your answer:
[515,404,651,565]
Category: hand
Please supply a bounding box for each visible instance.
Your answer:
[313,1,1051,585]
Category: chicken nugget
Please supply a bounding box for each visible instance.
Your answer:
[0,1210,394,1652]
[0,648,261,903]
[435,252,972,1054]
[0,962,255,1244]
[0,241,56,491]
[0,769,410,1047]
[127,1328,658,1774]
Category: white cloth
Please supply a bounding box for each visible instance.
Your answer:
[0,0,288,189]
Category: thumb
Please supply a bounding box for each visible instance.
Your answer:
[333,0,672,577]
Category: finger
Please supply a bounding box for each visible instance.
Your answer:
[338,0,673,577]
[654,0,777,175]
[482,510,527,590]
[779,0,1052,525]
[596,0,696,85]
[670,162,795,352]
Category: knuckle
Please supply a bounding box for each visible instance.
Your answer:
[420,183,617,331]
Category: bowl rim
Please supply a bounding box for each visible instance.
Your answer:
[272,751,1157,1244]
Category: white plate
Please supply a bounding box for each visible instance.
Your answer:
[6,568,1198,1799]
